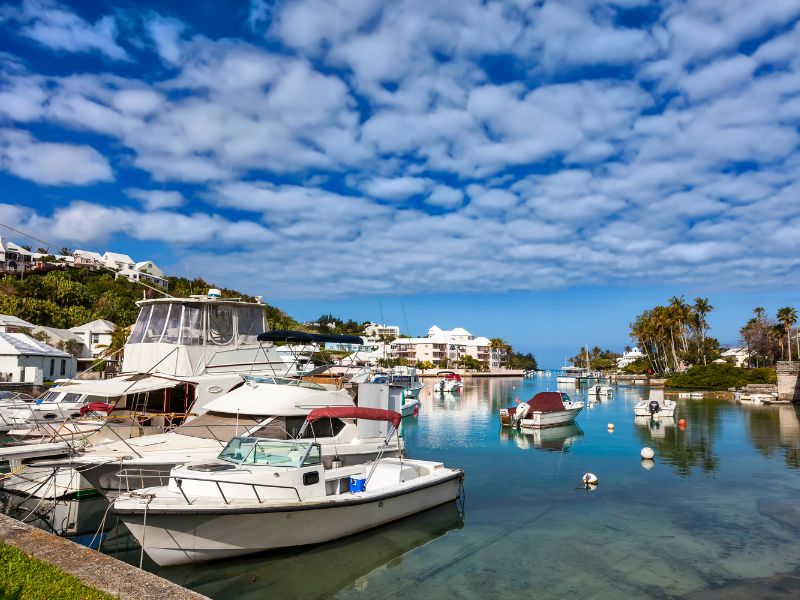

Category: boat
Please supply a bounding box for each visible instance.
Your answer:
[689,392,704,399]
[589,384,613,398]
[633,391,676,418]
[517,422,583,452]
[372,366,422,417]
[499,392,584,429]
[434,371,462,393]
[555,366,587,385]
[113,407,464,566]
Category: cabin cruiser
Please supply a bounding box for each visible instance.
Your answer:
[434,371,462,394]
[633,390,676,418]
[114,407,463,566]
[70,377,404,499]
[499,392,584,429]
[0,292,291,498]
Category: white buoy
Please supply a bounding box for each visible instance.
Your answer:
[607,423,615,431]
[641,447,655,460]
[641,459,655,471]
[582,472,598,487]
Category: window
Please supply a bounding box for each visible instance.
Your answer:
[208,305,234,346]
[236,306,264,346]
[60,360,66,376]
[218,437,317,467]
[180,305,203,345]
[162,304,182,343]
[285,416,345,439]
[50,359,55,376]
[142,304,169,342]
[128,306,151,344]
[91,333,100,344]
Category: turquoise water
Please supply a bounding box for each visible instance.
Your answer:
[6,376,800,598]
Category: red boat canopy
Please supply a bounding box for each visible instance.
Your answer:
[527,392,566,412]
[306,407,402,428]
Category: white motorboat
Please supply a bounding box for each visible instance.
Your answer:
[633,390,676,418]
[499,392,584,429]
[114,407,464,566]
[434,371,462,394]
[589,384,613,398]
[386,366,424,399]
[69,378,403,500]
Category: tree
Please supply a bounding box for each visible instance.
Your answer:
[458,355,485,371]
[777,307,798,363]
[509,352,538,371]
[416,360,434,370]
[693,297,713,364]
[59,247,72,256]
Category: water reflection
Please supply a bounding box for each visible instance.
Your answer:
[1,492,110,544]
[500,423,583,452]
[743,402,800,469]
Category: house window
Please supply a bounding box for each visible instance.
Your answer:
[91,333,100,344]
[50,359,55,376]
[60,360,66,376]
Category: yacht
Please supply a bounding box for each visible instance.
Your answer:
[499,392,584,428]
[114,407,463,566]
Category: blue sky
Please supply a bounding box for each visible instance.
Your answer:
[1,0,800,366]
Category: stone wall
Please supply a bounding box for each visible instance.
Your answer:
[777,361,800,402]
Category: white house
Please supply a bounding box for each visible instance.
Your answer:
[617,347,646,368]
[73,250,102,270]
[0,313,36,334]
[102,251,135,272]
[30,326,94,370]
[720,347,750,368]
[0,237,33,273]
[70,319,116,358]
[389,325,492,368]
[364,323,401,339]
[0,332,76,383]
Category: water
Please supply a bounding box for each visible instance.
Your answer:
[4,376,800,598]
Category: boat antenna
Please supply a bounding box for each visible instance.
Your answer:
[401,298,410,336]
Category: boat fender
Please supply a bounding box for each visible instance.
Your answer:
[648,400,661,415]
[582,473,598,487]
[413,404,419,416]
[513,402,529,424]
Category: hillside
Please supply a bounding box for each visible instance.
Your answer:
[0,268,300,331]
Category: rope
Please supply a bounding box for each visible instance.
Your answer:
[0,464,26,482]
[139,495,153,569]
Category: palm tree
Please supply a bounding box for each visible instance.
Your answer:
[754,306,765,321]
[777,307,798,363]
[693,298,713,364]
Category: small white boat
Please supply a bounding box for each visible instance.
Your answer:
[677,392,691,399]
[114,407,463,566]
[634,391,676,418]
[434,371,462,394]
[400,395,421,418]
[499,392,584,429]
[689,392,704,399]
[589,384,613,397]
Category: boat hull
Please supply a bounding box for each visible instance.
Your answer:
[117,473,462,566]
[519,406,583,429]
[633,401,676,418]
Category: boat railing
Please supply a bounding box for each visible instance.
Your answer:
[115,468,173,493]
[166,474,304,505]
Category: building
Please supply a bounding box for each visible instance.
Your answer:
[73,250,102,270]
[389,325,492,368]
[0,313,36,334]
[364,323,401,339]
[720,347,750,368]
[102,251,135,272]
[0,237,33,274]
[0,332,76,383]
[30,326,94,371]
[115,261,168,288]
[617,347,646,369]
[70,319,116,358]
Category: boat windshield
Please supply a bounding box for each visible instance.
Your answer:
[243,375,326,390]
[218,436,321,467]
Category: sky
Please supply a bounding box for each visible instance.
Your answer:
[1,0,800,367]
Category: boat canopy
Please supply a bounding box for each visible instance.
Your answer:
[306,406,401,428]
[49,374,182,398]
[257,330,364,345]
[526,392,566,412]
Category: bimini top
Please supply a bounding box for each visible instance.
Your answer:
[306,406,401,428]
[257,330,364,345]
[526,391,566,412]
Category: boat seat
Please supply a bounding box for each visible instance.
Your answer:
[324,465,363,481]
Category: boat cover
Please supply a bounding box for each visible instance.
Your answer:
[257,330,365,345]
[526,392,565,412]
[306,406,401,428]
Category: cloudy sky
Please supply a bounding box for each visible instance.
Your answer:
[1,0,800,364]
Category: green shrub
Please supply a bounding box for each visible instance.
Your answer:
[665,363,777,389]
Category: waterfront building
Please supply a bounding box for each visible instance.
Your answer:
[364,323,401,339]
[0,332,76,383]
[617,346,646,368]
[389,326,492,368]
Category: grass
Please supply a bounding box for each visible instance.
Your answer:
[0,541,115,600]
[665,364,777,390]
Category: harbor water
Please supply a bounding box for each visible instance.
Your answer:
[4,376,800,598]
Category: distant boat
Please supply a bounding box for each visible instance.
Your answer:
[434,371,463,394]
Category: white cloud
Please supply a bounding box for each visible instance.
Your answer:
[361,177,433,200]
[10,0,128,60]
[125,189,185,210]
[0,129,112,185]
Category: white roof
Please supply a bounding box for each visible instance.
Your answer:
[449,327,472,336]
[116,268,139,275]
[134,261,153,269]
[103,251,134,264]
[75,250,102,261]
[70,319,116,334]
[721,347,748,356]
[0,332,71,357]
[0,313,36,329]
[52,374,182,397]
[31,326,86,345]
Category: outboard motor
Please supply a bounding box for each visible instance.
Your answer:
[648,400,661,415]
